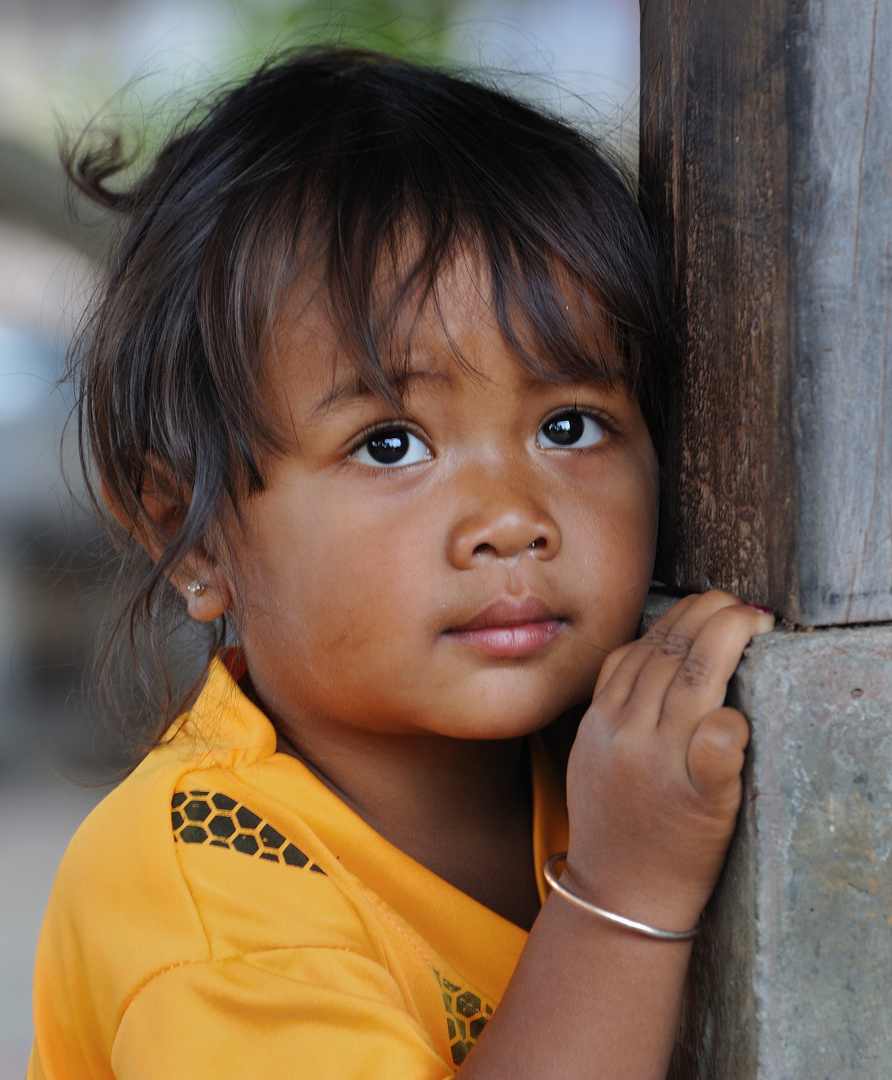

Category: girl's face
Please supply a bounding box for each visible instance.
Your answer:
[212,263,659,748]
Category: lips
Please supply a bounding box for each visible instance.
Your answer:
[445,597,564,658]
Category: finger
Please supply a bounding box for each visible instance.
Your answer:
[657,601,773,730]
[592,640,636,696]
[619,592,764,726]
[686,707,750,803]
[589,592,705,708]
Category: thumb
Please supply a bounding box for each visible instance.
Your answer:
[686,707,750,803]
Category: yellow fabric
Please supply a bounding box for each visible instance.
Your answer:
[29,653,568,1079]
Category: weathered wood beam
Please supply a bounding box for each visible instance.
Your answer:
[640,0,892,626]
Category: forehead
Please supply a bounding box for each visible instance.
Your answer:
[267,245,626,417]
[267,257,495,413]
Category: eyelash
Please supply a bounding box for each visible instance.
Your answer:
[348,422,432,469]
[348,406,615,469]
[536,407,614,450]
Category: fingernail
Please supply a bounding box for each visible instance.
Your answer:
[749,604,773,615]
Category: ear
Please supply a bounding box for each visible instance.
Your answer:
[100,462,233,623]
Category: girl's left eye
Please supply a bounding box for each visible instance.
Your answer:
[536,411,606,450]
[351,428,431,468]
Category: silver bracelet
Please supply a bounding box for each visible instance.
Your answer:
[543,853,703,942]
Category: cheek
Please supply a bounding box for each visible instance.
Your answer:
[577,461,657,555]
[615,446,660,553]
[265,499,436,652]
[564,462,658,639]
[620,476,659,564]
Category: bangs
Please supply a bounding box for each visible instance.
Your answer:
[256,202,633,415]
[188,51,664,465]
[319,207,635,402]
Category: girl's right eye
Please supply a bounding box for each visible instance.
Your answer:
[350,428,431,468]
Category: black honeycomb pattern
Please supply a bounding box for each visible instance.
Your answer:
[171,789,325,873]
[434,970,494,1066]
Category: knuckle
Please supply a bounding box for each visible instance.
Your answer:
[660,629,696,657]
[680,651,714,686]
[643,622,669,645]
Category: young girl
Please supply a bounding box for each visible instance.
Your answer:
[30,48,772,1080]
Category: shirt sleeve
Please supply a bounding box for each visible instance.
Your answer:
[110,947,455,1080]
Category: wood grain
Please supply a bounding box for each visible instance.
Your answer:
[640,0,892,625]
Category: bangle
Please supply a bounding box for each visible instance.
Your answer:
[543,853,703,942]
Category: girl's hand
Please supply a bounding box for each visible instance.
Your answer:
[563,590,774,934]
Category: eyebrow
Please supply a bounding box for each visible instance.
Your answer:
[309,368,453,416]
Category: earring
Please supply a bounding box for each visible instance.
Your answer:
[187,580,205,596]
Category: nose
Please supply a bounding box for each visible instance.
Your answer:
[447,468,562,568]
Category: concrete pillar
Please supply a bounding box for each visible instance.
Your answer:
[671,627,892,1079]
[639,0,892,1075]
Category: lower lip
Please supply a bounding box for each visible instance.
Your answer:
[445,620,564,658]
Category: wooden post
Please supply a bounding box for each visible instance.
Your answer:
[639,1,892,1076]
[640,0,892,626]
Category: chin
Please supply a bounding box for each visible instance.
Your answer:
[442,692,574,742]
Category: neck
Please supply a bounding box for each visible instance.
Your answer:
[277,723,531,847]
[275,723,540,929]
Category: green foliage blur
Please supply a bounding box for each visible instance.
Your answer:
[227,0,455,76]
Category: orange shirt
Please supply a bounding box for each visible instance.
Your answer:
[29,653,568,1079]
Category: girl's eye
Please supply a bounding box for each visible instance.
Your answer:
[351,428,431,468]
[536,411,605,450]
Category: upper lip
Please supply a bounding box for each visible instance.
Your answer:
[447,597,560,632]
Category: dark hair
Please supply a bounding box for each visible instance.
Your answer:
[66,47,668,758]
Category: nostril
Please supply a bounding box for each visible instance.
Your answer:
[529,537,546,550]
[473,542,495,557]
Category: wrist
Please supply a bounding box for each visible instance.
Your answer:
[553,853,706,939]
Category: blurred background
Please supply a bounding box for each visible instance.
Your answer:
[0,0,638,1073]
